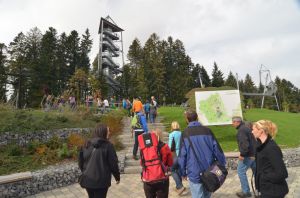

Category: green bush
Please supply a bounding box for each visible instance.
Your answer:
[7,144,23,156]
[57,143,71,159]
[27,140,42,154]
[56,115,68,123]
[46,136,62,150]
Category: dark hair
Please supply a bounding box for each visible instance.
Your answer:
[93,123,108,139]
[185,109,198,122]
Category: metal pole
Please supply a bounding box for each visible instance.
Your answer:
[198,71,203,88]
[121,31,125,67]
[236,73,239,90]
[274,95,280,111]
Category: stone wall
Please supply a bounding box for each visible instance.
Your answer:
[0,152,126,198]
[0,128,91,146]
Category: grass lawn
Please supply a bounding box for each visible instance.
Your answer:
[158,107,300,151]
[0,104,126,133]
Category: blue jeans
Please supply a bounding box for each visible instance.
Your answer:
[150,113,155,123]
[189,180,211,198]
[171,157,183,189]
[237,157,256,194]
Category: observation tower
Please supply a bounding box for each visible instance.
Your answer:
[98,16,124,93]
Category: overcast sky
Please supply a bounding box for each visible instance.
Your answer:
[1,0,300,87]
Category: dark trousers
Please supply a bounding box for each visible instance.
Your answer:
[145,112,149,121]
[143,179,169,198]
[86,187,108,198]
[133,131,144,156]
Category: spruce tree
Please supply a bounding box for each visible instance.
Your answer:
[225,71,237,88]
[79,29,92,72]
[211,62,224,87]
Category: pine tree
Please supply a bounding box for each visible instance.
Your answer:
[79,29,92,72]
[24,27,43,107]
[143,33,165,100]
[56,32,69,93]
[8,32,29,108]
[211,62,224,87]
[244,74,256,93]
[127,38,144,97]
[225,71,237,88]
[35,27,59,106]
[66,30,81,78]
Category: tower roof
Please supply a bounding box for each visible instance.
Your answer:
[98,17,124,33]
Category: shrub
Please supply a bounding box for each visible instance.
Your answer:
[35,145,47,155]
[56,115,68,123]
[27,140,42,154]
[46,136,62,150]
[57,143,71,159]
[8,144,23,156]
[68,133,85,149]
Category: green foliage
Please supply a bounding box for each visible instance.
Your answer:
[225,71,237,88]
[211,62,224,87]
[57,143,71,159]
[56,115,68,123]
[27,140,42,154]
[46,136,62,150]
[7,144,23,156]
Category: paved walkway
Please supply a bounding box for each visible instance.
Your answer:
[28,166,300,198]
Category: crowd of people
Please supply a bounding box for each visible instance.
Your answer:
[78,97,289,198]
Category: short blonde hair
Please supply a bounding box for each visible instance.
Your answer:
[171,121,180,131]
[153,129,163,142]
[253,120,278,138]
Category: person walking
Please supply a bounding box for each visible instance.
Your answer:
[179,110,226,198]
[149,100,157,123]
[78,123,120,198]
[144,100,150,122]
[131,111,148,160]
[252,120,289,198]
[168,121,186,195]
[142,129,173,198]
[132,96,143,113]
[232,116,256,198]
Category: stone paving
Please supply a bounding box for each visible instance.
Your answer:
[28,166,300,198]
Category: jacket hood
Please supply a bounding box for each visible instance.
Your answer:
[90,137,109,148]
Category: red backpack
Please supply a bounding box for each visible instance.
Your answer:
[138,132,168,183]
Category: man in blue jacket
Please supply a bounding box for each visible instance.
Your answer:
[178,110,226,198]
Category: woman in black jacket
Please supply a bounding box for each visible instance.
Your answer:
[252,120,288,198]
[79,123,120,198]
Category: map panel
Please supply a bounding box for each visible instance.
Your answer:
[195,90,243,126]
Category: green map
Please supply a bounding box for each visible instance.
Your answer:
[199,93,231,123]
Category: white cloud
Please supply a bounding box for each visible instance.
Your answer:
[0,0,300,87]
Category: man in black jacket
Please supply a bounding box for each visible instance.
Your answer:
[232,116,256,198]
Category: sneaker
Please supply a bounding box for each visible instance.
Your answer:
[176,187,186,195]
[132,155,138,160]
[236,191,252,198]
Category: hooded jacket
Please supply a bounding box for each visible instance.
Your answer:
[79,138,120,189]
